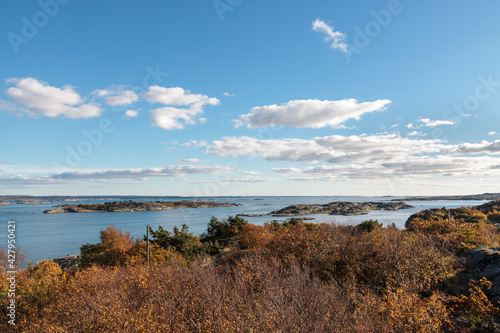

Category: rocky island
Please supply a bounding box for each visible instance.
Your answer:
[43,200,241,214]
[262,201,413,217]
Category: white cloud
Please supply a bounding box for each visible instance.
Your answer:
[144,86,219,107]
[272,167,302,175]
[444,140,500,155]
[125,109,138,118]
[419,118,456,127]
[205,134,445,164]
[179,158,200,163]
[150,107,201,130]
[145,86,219,130]
[407,131,427,137]
[6,78,102,119]
[489,131,497,136]
[0,160,7,164]
[312,18,348,53]
[406,123,414,129]
[196,134,500,183]
[223,92,235,97]
[241,171,260,175]
[93,87,138,106]
[236,98,391,129]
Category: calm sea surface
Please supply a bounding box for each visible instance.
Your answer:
[0,196,488,264]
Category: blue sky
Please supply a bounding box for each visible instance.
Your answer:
[1,0,500,196]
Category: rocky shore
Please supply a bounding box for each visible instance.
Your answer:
[44,200,242,214]
[52,254,80,270]
[268,201,413,216]
[449,247,500,303]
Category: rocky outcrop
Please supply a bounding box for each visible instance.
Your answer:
[43,200,242,214]
[53,255,80,270]
[0,202,10,206]
[449,247,500,301]
[270,201,413,216]
[405,200,500,228]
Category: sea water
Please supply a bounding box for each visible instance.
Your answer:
[0,196,488,264]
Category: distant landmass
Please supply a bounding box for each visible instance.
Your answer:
[392,193,500,201]
[43,200,241,214]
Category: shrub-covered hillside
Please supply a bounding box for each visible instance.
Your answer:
[1,203,500,332]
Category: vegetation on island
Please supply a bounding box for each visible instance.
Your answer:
[43,200,241,213]
[2,202,500,332]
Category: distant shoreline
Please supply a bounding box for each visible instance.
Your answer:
[391,193,500,201]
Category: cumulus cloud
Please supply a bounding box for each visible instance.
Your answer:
[272,167,302,175]
[419,118,456,127]
[145,86,219,130]
[293,155,500,181]
[93,87,138,106]
[125,110,138,118]
[5,78,102,119]
[312,18,348,53]
[444,140,500,155]
[236,99,391,129]
[489,131,497,136]
[223,92,235,97]
[205,134,444,164]
[144,86,219,107]
[407,131,427,137]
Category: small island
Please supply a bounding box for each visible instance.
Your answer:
[43,200,241,214]
[235,201,413,217]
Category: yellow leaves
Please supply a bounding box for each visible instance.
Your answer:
[384,289,450,333]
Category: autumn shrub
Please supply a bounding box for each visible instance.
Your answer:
[408,217,500,253]
[80,226,134,267]
[239,223,273,249]
[452,277,500,332]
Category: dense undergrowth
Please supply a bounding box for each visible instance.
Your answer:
[2,203,500,332]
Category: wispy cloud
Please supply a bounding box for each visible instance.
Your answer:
[312,18,348,53]
[419,118,457,127]
[235,98,391,128]
[0,165,232,187]
[93,86,139,106]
